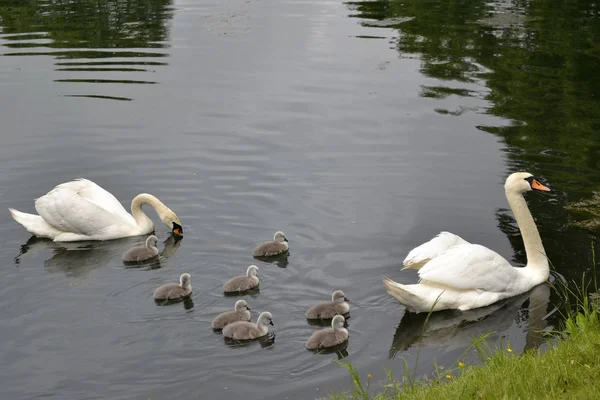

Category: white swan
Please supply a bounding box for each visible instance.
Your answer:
[8,178,183,242]
[383,172,551,313]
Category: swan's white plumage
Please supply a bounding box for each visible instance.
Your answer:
[9,178,180,242]
[417,243,520,293]
[43,179,136,224]
[34,180,133,235]
[385,172,551,313]
[402,231,469,270]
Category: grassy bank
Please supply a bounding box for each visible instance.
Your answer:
[332,300,600,400]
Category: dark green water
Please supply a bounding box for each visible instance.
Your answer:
[0,0,599,399]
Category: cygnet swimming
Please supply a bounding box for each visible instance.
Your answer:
[252,231,289,257]
[222,311,273,340]
[305,315,349,350]
[305,290,350,320]
[122,235,159,262]
[211,300,252,330]
[223,265,259,293]
[153,273,192,301]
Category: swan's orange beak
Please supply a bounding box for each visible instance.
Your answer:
[532,179,551,192]
[172,223,184,237]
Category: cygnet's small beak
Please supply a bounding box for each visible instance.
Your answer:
[283,237,288,242]
[172,222,184,237]
[344,297,350,302]
[247,306,251,311]
[269,320,274,326]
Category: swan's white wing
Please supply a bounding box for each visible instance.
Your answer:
[418,243,520,293]
[34,182,130,235]
[403,231,470,269]
[50,179,134,224]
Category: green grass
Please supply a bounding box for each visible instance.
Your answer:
[331,303,600,400]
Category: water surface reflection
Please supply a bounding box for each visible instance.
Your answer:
[389,283,552,358]
[15,234,182,280]
[0,0,173,101]
[0,0,599,399]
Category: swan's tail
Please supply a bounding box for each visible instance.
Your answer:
[383,277,431,313]
[8,208,61,240]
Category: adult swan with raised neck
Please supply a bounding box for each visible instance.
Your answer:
[8,178,183,242]
[383,172,551,313]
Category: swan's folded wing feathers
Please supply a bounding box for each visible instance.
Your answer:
[35,186,122,235]
[403,232,469,268]
[69,179,134,223]
[417,244,520,293]
[41,179,134,223]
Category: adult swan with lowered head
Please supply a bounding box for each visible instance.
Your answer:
[8,178,183,242]
[383,172,551,313]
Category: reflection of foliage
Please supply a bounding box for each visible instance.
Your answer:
[345,0,600,182]
[0,0,173,48]
[566,191,600,230]
[346,0,600,281]
[0,0,174,99]
[421,86,476,99]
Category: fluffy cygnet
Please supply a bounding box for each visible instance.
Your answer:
[122,235,159,262]
[211,300,252,330]
[222,311,274,340]
[223,265,259,293]
[305,315,349,350]
[153,273,192,301]
[252,231,289,257]
[305,290,350,320]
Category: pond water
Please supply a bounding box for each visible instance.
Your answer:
[1,0,600,399]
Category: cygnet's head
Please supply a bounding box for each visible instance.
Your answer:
[180,273,191,289]
[331,315,345,330]
[258,311,274,326]
[332,290,349,303]
[234,300,250,312]
[505,172,551,194]
[274,231,288,243]
[146,235,158,248]
[246,265,259,277]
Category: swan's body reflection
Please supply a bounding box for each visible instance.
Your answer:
[14,235,183,284]
[389,283,551,358]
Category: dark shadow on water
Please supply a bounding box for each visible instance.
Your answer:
[306,341,350,359]
[253,251,290,268]
[388,283,551,359]
[306,313,351,328]
[154,295,194,310]
[123,255,161,269]
[223,287,261,298]
[223,332,276,348]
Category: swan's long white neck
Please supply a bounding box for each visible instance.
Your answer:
[130,194,166,233]
[505,189,549,281]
